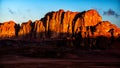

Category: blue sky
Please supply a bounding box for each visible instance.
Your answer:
[0,0,120,27]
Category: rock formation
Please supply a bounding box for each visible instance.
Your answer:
[0,9,120,40]
[0,21,17,38]
[18,20,33,39]
[33,20,45,39]
[94,21,120,38]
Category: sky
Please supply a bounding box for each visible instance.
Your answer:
[0,0,120,27]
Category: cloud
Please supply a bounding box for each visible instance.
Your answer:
[8,8,14,14]
[103,9,120,18]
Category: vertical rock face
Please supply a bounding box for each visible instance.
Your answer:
[41,9,103,38]
[34,20,45,39]
[73,9,102,38]
[18,20,33,39]
[83,9,102,26]
[43,9,79,38]
[0,21,17,38]
[0,9,120,39]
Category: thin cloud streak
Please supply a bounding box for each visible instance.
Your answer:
[8,8,14,14]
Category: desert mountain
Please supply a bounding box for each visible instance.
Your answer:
[0,9,120,39]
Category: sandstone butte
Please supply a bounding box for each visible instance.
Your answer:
[0,9,120,40]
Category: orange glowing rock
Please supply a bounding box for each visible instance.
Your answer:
[0,9,120,39]
[84,9,102,26]
[95,21,120,38]
[34,20,45,38]
[18,20,33,38]
[0,20,17,38]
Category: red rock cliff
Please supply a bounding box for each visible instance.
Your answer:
[0,9,120,39]
[0,21,17,38]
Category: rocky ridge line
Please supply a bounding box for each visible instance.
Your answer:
[0,9,120,40]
